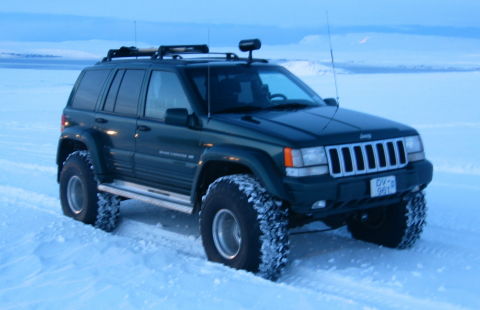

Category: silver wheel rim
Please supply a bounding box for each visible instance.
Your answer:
[212,209,242,260]
[66,175,84,214]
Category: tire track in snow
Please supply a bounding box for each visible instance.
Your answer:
[413,225,480,263]
[0,185,204,261]
[0,159,56,175]
[281,266,468,310]
[0,140,55,161]
[0,185,59,215]
[0,184,203,260]
[114,218,206,259]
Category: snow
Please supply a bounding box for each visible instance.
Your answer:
[0,54,479,309]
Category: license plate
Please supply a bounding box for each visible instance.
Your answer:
[370,176,396,198]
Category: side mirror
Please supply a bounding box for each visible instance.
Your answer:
[323,98,338,107]
[165,108,189,126]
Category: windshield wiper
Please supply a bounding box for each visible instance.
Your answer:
[265,102,312,110]
[216,106,264,114]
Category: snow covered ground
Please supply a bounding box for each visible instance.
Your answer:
[0,60,479,309]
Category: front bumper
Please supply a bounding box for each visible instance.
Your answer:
[284,159,433,217]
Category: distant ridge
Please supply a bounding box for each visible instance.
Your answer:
[0,52,59,58]
[1,12,480,45]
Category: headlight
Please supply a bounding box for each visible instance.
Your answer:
[405,135,423,153]
[284,146,328,177]
[405,135,425,162]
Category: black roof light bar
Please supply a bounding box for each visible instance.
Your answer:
[101,39,265,63]
[102,46,157,62]
[156,44,209,59]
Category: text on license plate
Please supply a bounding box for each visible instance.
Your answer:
[370,176,396,198]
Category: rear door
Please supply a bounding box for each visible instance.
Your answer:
[134,69,202,195]
[95,68,146,179]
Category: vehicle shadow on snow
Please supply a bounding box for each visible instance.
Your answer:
[117,200,408,275]
[118,200,200,237]
[282,226,429,283]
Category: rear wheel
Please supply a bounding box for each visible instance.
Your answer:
[200,174,289,280]
[59,151,120,232]
[347,191,427,249]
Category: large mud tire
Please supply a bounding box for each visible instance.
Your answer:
[200,174,289,280]
[59,151,120,232]
[347,191,427,249]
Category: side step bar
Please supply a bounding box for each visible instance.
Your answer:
[98,180,194,214]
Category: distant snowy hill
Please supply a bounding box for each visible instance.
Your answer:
[1,12,480,45]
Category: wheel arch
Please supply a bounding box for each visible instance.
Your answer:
[191,145,290,211]
[57,128,109,183]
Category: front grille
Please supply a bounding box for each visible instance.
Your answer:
[326,138,408,178]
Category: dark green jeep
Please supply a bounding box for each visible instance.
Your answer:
[57,40,433,280]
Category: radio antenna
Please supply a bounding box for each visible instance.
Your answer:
[326,11,340,104]
[207,27,212,120]
[322,11,340,132]
[134,20,137,46]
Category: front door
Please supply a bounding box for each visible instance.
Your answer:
[134,70,202,195]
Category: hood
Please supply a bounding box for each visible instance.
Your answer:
[210,106,417,147]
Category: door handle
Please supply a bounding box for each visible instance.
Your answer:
[95,118,108,123]
[137,125,151,132]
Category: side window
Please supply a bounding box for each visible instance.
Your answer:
[71,70,110,110]
[114,69,145,116]
[103,70,125,112]
[145,71,192,120]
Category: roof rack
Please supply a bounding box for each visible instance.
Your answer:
[101,39,267,63]
[102,45,210,62]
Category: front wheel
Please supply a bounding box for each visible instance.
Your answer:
[200,174,289,280]
[59,151,120,232]
[347,191,427,249]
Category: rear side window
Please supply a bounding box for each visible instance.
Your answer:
[114,70,145,116]
[71,70,110,110]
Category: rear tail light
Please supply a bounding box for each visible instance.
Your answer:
[61,114,69,132]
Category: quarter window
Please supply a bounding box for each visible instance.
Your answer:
[71,70,110,110]
[145,71,191,120]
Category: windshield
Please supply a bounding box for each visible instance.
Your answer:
[185,65,325,114]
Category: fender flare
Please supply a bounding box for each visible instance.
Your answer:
[192,145,290,202]
[56,128,109,182]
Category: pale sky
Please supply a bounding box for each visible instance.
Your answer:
[1,0,479,27]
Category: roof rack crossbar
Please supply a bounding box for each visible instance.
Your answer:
[207,52,240,60]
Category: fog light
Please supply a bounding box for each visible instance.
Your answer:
[312,200,326,209]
